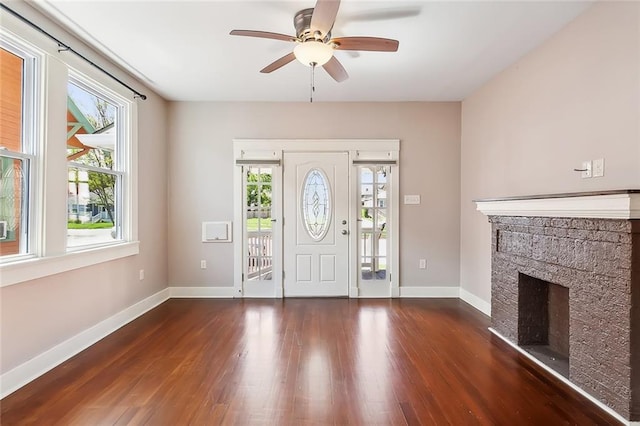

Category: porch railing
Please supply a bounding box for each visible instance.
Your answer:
[247,231,273,280]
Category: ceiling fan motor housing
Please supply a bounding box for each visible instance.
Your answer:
[294,8,331,42]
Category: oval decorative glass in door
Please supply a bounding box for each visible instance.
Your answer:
[301,168,332,241]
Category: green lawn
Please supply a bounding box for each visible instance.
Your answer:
[67,222,114,229]
[247,218,272,232]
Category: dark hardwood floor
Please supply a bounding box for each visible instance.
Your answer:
[1,298,620,425]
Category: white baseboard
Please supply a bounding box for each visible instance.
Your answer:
[489,327,631,425]
[356,282,393,298]
[0,288,170,399]
[459,288,491,316]
[398,286,460,298]
[169,286,235,298]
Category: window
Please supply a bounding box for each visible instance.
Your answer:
[0,13,138,286]
[301,168,331,241]
[359,166,389,281]
[245,167,273,281]
[66,79,124,248]
[0,40,38,260]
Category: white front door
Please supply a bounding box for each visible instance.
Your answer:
[283,152,350,297]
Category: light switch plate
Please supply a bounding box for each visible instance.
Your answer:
[581,161,592,178]
[404,195,421,205]
[593,158,604,177]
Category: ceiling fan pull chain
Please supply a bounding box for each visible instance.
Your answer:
[310,62,317,103]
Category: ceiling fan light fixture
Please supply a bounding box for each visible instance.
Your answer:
[294,41,333,66]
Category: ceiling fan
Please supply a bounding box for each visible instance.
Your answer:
[230,0,399,83]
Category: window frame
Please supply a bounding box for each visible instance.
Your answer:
[0,11,139,287]
[0,33,41,263]
[66,72,128,250]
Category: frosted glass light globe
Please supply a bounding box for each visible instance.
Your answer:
[294,41,333,66]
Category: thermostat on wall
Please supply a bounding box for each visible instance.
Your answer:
[202,221,232,242]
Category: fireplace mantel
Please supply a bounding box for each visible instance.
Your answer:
[475,189,640,219]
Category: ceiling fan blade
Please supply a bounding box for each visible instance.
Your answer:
[260,52,296,73]
[322,56,348,82]
[310,0,341,37]
[230,30,297,43]
[331,37,399,52]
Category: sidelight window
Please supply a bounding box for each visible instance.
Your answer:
[359,166,389,281]
[245,167,273,281]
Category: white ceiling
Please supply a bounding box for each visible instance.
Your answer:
[35,0,592,102]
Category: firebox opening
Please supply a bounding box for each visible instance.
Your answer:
[518,273,569,377]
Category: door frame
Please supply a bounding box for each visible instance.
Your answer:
[233,139,400,298]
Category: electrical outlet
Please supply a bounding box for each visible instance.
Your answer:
[419,259,426,269]
[139,269,144,280]
[200,260,207,269]
[581,160,592,178]
[593,158,604,177]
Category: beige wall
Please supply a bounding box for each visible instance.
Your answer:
[168,102,461,289]
[0,3,169,374]
[460,2,640,305]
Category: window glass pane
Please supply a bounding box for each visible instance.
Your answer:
[67,77,126,250]
[0,157,26,254]
[0,48,23,152]
[247,185,258,208]
[1,46,30,258]
[260,185,272,209]
[358,166,390,283]
[373,257,387,280]
[259,168,272,181]
[302,169,331,241]
[67,167,118,247]
[245,166,273,281]
[375,210,387,232]
[67,83,116,170]
[361,257,373,280]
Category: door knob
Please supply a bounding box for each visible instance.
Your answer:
[341,230,349,235]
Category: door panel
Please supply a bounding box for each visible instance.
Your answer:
[283,152,349,297]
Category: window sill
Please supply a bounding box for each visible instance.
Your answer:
[0,241,140,287]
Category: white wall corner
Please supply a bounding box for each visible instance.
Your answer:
[398,286,460,298]
[459,288,491,317]
[169,286,236,298]
[0,288,170,399]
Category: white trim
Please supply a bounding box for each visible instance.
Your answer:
[460,288,491,316]
[234,139,400,155]
[233,162,244,297]
[357,282,392,298]
[0,242,140,287]
[0,288,169,399]
[169,286,235,298]
[399,286,460,298]
[476,193,640,219]
[234,139,400,300]
[489,328,631,425]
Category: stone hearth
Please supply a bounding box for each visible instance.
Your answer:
[476,190,640,422]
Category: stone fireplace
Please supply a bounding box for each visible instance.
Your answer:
[476,190,640,422]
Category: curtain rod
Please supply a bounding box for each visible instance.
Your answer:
[0,3,147,101]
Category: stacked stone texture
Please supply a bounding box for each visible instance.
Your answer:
[489,216,640,420]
